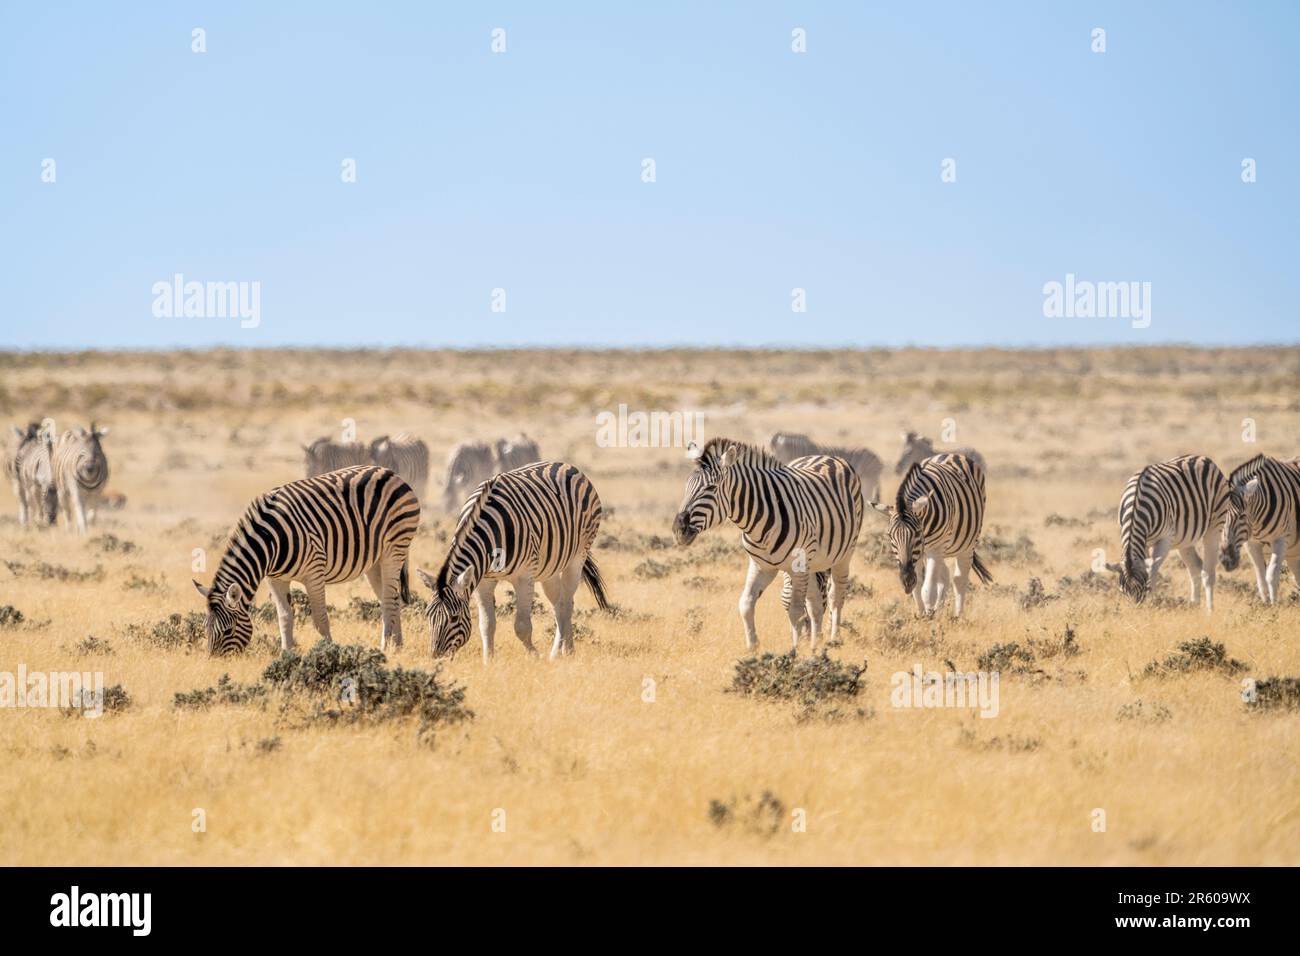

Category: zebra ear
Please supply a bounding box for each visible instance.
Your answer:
[453,568,473,595]
[912,495,931,518]
[1103,562,1123,574]
[719,445,739,470]
[869,501,893,515]
[192,579,211,599]
[94,425,109,437]
[1243,478,1262,503]
[415,567,438,592]
[685,441,702,460]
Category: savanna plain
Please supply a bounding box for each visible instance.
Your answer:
[1,347,1297,866]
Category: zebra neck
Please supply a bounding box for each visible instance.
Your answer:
[725,467,782,541]
[213,528,269,605]
[446,531,494,590]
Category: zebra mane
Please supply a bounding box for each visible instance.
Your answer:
[696,437,783,471]
[438,476,497,595]
[896,461,922,512]
[1228,454,1270,489]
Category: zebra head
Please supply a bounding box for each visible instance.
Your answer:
[674,441,738,546]
[894,431,931,475]
[871,486,927,594]
[416,566,472,657]
[192,579,253,655]
[1219,482,1253,572]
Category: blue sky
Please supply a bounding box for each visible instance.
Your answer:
[1,1,1296,349]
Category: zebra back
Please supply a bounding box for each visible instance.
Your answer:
[895,453,987,558]
[302,437,370,477]
[493,434,541,473]
[369,433,430,498]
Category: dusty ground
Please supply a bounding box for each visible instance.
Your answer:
[0,347,1297,865]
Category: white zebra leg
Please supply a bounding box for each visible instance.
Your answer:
[738,558,778,651]
[560,563,583,655]
[921,556,941,615]
[911,583,925,615]
[933,559,952,613]
[1201,530,1220,612]
[305,578,332,641]
[951,554,971,619]
[475,580,498,663]
[1246,540,1269,602]
[784,570,809,652]
[1287,557,1300,603]
[541,575,575,659]
[512,577,538,655]
[1180,546,1203,606]
[66,481,88,535]
[1266,539,1286,604]
[13,478,28,527]
[828,562,851,642]
[805,574,826,653]
[267,577,296,651]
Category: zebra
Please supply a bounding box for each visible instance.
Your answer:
[416,461,609,662]
[16,428,58,529]
[52,423,109,534]
[895,431,985,476]
[1112,455,1231,610]
[369,433,430,503]
[441,441,496,513]
[871,454,992,617]
[1219,454,1300,604]
[302,437,369,477]
[192,465,420,655]
[493,433,541,473]
[770,431,884,503]
[4,423,41,525]
[673,438,863,651]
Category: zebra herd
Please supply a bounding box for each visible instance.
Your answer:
[4,421,110,534]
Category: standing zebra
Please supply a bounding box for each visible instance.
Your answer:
[193,465,420,655]
[441,441,496,513]
[770,431,884,503]
[302,437,370,477]
[493,434,541,473]
[1219,454,1300,604]
[369,433,430,503]
[872,454,992,617]
[417,461,609,662]
[4,423,41,525]
[673,438,863,651]
[895,431,985,476]
[1113,455,1231,610]
[16,429,58,529]
[52,423,109,534]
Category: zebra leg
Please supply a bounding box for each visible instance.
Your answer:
[1200,531,1220,612]
[305,578,332,640]
[828,562,851,641]
[1145,539,1173,594]
[367,563,403,652]
[267,577,296,651]
[66,481,88,535]
[933,560,952,613]
[475,580,498,663]
[1266,539,1287,604]
[783,571,808,652]
[14,479,27,527]
[542,569,578,659]
[951,554,971,618]
[1180,547,1203,606]
[921,557,942,615]
[512,577,538,656]
[804,573,826,653]
[1246,540,1269,602]
[738,559,778,651]
[1287,557,1300,602]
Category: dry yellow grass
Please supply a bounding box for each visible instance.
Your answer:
[1,347,1297,865]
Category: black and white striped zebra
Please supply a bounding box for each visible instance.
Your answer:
[1114,455,1231,610]
[673,438,863,651]
[872,453,992,617]
[493,433,541,473]
[5,422,41,525]
[193,465,420,655]
[52,423,109,534]
[441,441,496,513]
[1219,453,1300,604]
[770,431,884,503]
[416,460,609,661]
[16,427,58,529]
[369,433,430,503]
[895,431,985,476]
[302,437,370,477]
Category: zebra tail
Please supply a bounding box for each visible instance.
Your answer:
[582,555,612,611]
[970,552,993,584]
[399,560,412,605]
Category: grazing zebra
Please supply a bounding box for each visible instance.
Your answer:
[895,431,985,476]
[52,423,109,534]
[1113,455,1231,610]
[193,465,420,655]
[5,423,41,525]
[369,433,430,503]
[673,438,863,651]
[1219,454,1300,604]
[441,441,496,513]
[16,430,58,529]
[417,461,609,662]
[493,434,541,473]
[872,454,992,617]
[770,431,884,503]
[302,437,369,477]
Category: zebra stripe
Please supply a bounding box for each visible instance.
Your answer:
[1116,454,1231,609]
[369,433,430,503]
[673,437,863,652]
[5,423,42,526]
[493,434,541,473]
[17,430,58,529]
[417,460,608,661]
[441,441,496,513]
[878,453,991,618]
[1220,453,1300,604]
[895,431,985,476]
[770,431,884,503]
[302,437,370,477]
[193,465,420,655]
[52,423,109,534]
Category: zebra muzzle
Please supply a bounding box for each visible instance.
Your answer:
[672,513,697,546]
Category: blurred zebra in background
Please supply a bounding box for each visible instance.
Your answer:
[4,422,41,525]
[441,441,495,513]
[493,433,541,473]
[873,453,991,618]
[193,465,419,655]
[369,433,430,503]
[1220,453,1300,604]
[1113,455,1231,610]
[674,438,863,652]
[770,431,883,503]
[302,437,369,477]
[52,423,110,534]
[418,460,608,662]
[895,431,985,476]
[17,428,58,529]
